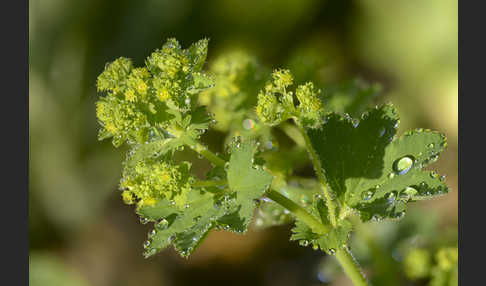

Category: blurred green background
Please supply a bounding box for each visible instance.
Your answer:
[29,0,457,285]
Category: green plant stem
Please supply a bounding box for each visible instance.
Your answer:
[335,247,370,286]
[188,141,226,167]
[294,121,338,227]
[188,138,369,286]
[279,122,305,147]
[265,189,329,234]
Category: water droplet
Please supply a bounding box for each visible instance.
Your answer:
[242,119,255,130]
[170,200,176,206]
[439,175,446,182]
[379,127,386,137]
[386,191,397,203]
[143,240,151,249]
[157,219,169,230]
[393,156,414,175]
[403,186,418,197]
[184,204,190,209]
[149,229,156,237]
[388,172,395,179]
[301,240,309,246]
[428,143,434,148]
[328,248,336,255]
[361,189,375,201]
[140,217,149,224]
[312,244,319,251]
[430,171,438,179]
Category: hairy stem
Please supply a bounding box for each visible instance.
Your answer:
[188,141,226,167]
[279,122,305,147]
[265,189,329,234]
[294,121,338,227]
[335,247,370,286]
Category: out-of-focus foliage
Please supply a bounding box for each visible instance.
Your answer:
[30,252,92,286]
[30,0,457,285]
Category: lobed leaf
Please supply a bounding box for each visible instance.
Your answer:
[219,138,274,232]
[306,103,449,221]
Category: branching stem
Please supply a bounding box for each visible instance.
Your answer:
[265,189,330,234]
[188,140,226,167]
[188,136,369,286]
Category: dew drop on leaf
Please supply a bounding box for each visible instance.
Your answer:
[143,240,151,249]
[393,156,414,175]
[157,219,169,230]
[403,186,418,197]
[430,171,438,179]
[361,189,375,201]
[386,191,397,203]
[379,127,386,137]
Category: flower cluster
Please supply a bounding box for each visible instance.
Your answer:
[120,159,193,208]
[95,38,213,147]
[256,69,323,128]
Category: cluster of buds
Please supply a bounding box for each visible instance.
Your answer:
[120,159,193,209]
[95,38,213,147]
[256,69,323,128]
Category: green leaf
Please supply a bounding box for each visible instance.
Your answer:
[290,198,352,254]
[221,138,273,232]
[306,103,449,221]
[139,190,225,258]
[123,138,184,171]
